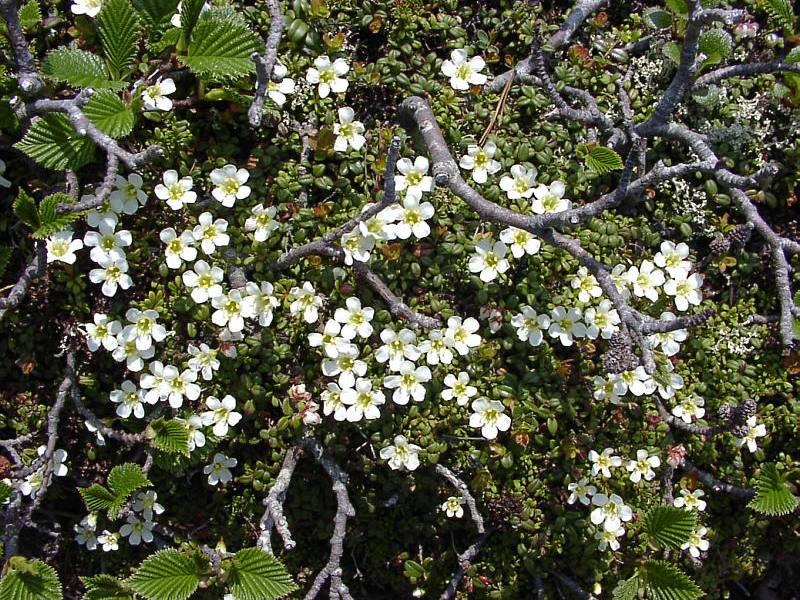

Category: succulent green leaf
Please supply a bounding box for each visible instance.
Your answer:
[150,418,191,456]
[643,7,672,29]
[226,549,299,600]
[698,29,732,68]
[642,505,697,549]
[748,463,799,516]
[126,549,203,600]
[83,90,135,138]
[14,113,96,171]
[179,9,262,80]
[640,561,703,600]
[97,0,140,80]
[0,557,62,600]
[41,47,122,89]
[582,145,624,175]
[82,575,133,600]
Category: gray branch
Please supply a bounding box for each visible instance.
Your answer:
[248,0,285,127]
[0,0,44,95]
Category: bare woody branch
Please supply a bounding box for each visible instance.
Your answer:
[0,0,44,95]
[680,459,756,499]
[249,0,285,127]
[257,445,301,553]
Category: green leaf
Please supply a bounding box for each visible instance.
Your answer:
[665,0,689,15]
[179,0,206,40]
[14,113,96,171]
[640,560,703,600]
[582,145,624,175]
[97,0,140,80]
[786,47,800,64]
[79,483,117,512]
[0,480,13,504]
[84,90,135,138]
[643,7,672,29]
[82,575,133,600]
[748,463,799,516]
[642,506,697,549]
[150,418,190,456]
[179,9,262,80]
[612,575,640,600]
[14,189,40,229]
[662,41,682,64]
[108,463,151,499]
[0,557,62,600]
[18,0,42,30]
[760,0,796,32]
[227,549,299,600]
[41,47,122,89]
[126,549,203,600]
[33,194,81,239]
[132,0,180,32]
[698,29,732,68]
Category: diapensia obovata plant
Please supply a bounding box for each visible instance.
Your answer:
[1,0,800,597]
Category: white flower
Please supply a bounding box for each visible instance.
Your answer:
[595,525,625,551]
[188,343,220,380]
[245,281,280,327]
[548,306,586,347]
[441,496,465,518]
[341,378,385,421]
[459,141,501,184]
[176,415,206,452]
[654,360,684,400]
[674,489,706,512]
[322,344,367,389]
[289,281,323,324]
[140,360,168,404]
[155,170,196,210]
[417,329,455,365]
[384,360,432,405]
[500,164,537,200]
[375,327,421,370]
[681,527,709,558]
[210,164,251,207]
[468,239,510,283]
[110,173,147,214]
[583,300,621,340]
[46,231,83,264]
[334,297,374,340]
[469,398,511,439]
[341,230,375,265]
[121,308,167,352]
[110,380,146,419]
[83,313,122,352]
[615,367,656,397]
[626,449,661,483]
[441,49,488,90]
[322,382,348,421]
[571,267,602,304]
[182,260,224,303]
[499,226,540,258]
[267,63,295,106]
[305,55,349,98]
[0,159,9,188]
[89,256,132,297]
[163,365,201,408]
[625,260,665,302]
[510,306,550,347]
[672,394,705,424]
[309,319,348,359]
[531,180,570,214]
[394,156,434,197]
[245,204,279,242]
[610,263,631,300]
[647,312,688,357]
[36,445,68,477]
[84,419,105,446]
[589,448,622,478]
[446,316,482,356]
[71,0,103,17]
[19,469,43,496]
[441,371,477,406]
[98,530,119,552]
[142,77,176,111]
[590,494,633,532]
[333,107,366,151]
[593,374,623,405]
[212,289,255,333]
[84,221,131,263]
[379,435,422,471]
[111,338,154,372]
[193,212,230,255]
[160,227,197,269]
[736,415,767,453]
[654,241,692,278]
[204,453,237,485]
[74,514,98,550]
[391,192,435,239]
[664,271,704,312]
[201,395,242,437]
[119,514,154,546]
[132,490,164,521]
[567,478,596,506]
[359,204,397,241]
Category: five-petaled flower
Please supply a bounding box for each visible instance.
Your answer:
[394,156,434,197]
[590,493,633,532]
[469,239,510,283]
[204,453,237,485]
[155,170,196,210]
[441,496,465,518]
[459,141,501,183]
[500,164,537,200]
[210,164,251,207]
[201,395,242,437]
[334,107,367,151]
[626,449,661,483]
[469,398,511,439]
[379,435,422,471]
[47,231,83,264]
[441,49,488,90]
[142,78,176,111]
[589,448,622,478]
[306,55,349,98]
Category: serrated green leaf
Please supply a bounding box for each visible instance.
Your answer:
[108,463,151,499]
[14,189,40,229]
[227,549,299,600]
[18,0,42,29]
[179,0,206,40]
[14,113,96,171]
[640,560,703,600]
[179,10,262,80]
[151,418,190,456]
[0,479,12,504]
[126,549,203,600]
[0,558,62,600]
[84,90,135,138]
[760,0,796,32]
[41,47,122,89]
[612,575,640,600]
[79,483,117,512]
[642,506,697,549]
[643,7,672,29]
[82,575,133,600]
[132,0,180,32]
[152,27,182,52]
[748,463,799,516]
[33,194,81,239]
[583,145,624,175]
[786,47,800,64]
[97,0,140,80]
